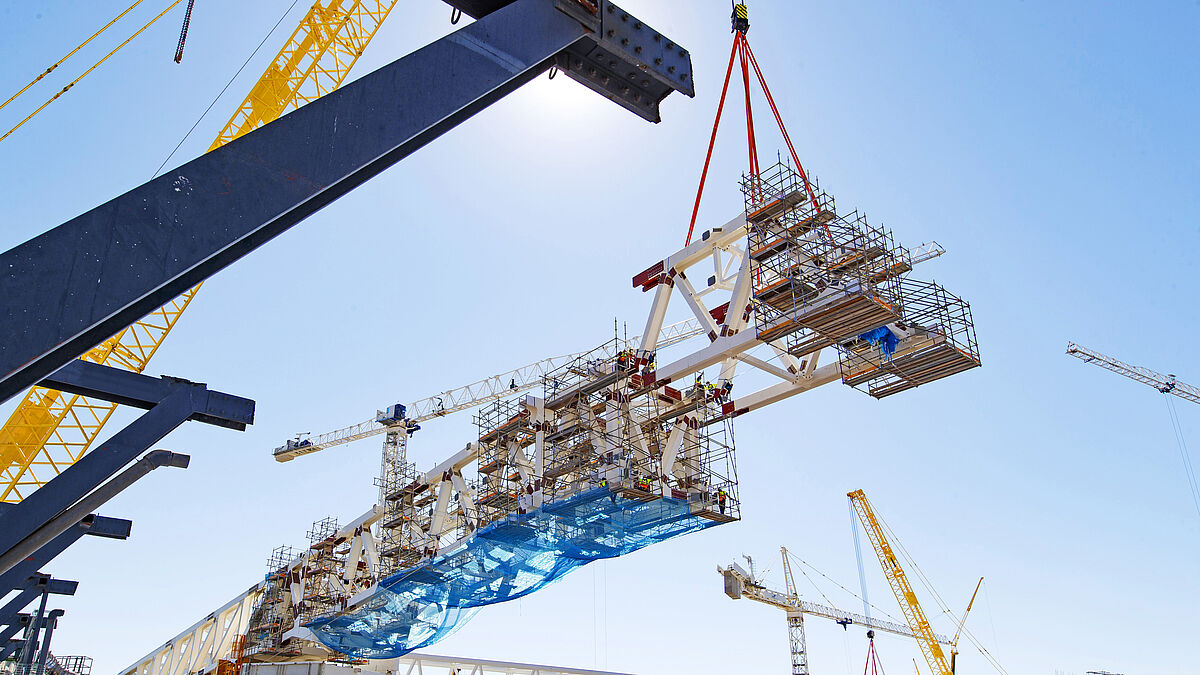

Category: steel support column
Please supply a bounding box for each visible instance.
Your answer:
[0,0,694,402]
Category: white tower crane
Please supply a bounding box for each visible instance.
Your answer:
[274,319,707,461]
[1066,342,1199,405]
[719,547,952,675]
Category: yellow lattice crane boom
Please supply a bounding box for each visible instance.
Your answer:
[0,0,398,502]
[848,489,953,675]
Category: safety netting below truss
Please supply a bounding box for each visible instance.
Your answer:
[305,487,724,658]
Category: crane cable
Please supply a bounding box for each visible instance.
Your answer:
[873,511,1009,675]
[0,0,145,114]
[684,5,827,247]
[153,0,303,176]
[785,549,907,627]
[0,0,185,145]
[1163,394,1200,520]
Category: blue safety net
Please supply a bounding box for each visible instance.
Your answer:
[859,326,899,359]
[306,487,725,658]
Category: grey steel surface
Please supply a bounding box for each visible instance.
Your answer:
[0,0,693,404]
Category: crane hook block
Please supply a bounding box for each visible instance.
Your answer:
[732,3,749,34]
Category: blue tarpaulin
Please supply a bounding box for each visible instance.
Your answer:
[305,487,724,658]
[859,326,899,358]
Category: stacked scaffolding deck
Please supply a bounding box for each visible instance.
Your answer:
[838,279,981,398]
[743,162,908,353]
[475,339,741,525]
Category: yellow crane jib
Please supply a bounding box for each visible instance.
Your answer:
[848,489,954,675]
[0,0,399,503]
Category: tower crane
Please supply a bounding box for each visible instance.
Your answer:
[0,0,401,502]
[847,489,955,675]
[719,547,953,675]
[274,318,706,461]
[1066,342,1199,405]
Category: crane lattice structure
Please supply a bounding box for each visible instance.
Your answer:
[0,0,399,502]
[274,319,706,461]
[719,547,952,675]
[1066,342,1200,405]
[848,490,953,675]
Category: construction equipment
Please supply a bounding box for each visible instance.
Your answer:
[1067,341,1200,518]
[720,548,952,675]
[0,0,401,502]
[950,577,983,673]
[1,0,698,663]
[848,490,953,675]
[275,319,706,461]
[137,150,973,664]
[1067,342,1199,405]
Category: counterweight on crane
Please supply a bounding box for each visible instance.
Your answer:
[719,548,953,675]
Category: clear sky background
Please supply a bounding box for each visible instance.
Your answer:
[1,1,1198,674]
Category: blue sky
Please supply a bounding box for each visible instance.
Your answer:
[1,1,1198,673]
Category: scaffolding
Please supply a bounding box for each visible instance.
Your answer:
[742,161,979,397]
[744,161,906,355]
[838,279,980,398]
[376,428,423,577]
[243,545,298,658]
[298,517,342,626]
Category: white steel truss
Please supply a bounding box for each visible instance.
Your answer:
[127,184,966,669]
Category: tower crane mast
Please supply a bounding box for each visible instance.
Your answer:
[1066,342,1199,405]
[720,548,952,675]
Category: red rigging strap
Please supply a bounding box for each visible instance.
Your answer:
[685,37,740,247]
[743,39,823,222]
[684,30,823,246]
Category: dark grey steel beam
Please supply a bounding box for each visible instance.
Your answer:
[0,0,694,404]
[0,451,188,579]
[0,361,247,559]
[1,631,27,661]
[42,360,254,431]
[0,516,130,596]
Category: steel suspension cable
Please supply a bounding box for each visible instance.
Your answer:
[1164,395,1200,520]
[1,0,185,144]
[685,37,741,246]
[0,0,145,113]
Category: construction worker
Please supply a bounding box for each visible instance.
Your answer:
[717,489,728,514]
[637,476,651,491]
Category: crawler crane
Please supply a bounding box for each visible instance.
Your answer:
[0,0,401,501]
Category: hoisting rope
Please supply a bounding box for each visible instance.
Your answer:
[0,0,186,145]
[1163,394,1200,521]
[863,634,887,675]
[0,0,146,114]
[684,3,826,246]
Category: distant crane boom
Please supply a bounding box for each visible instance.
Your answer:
[720,548,951,675]
[1066,342,1199,405]
[274,319,706,461]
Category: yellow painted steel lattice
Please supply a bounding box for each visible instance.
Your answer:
[0,0,398,502]
[848,489,953,675]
